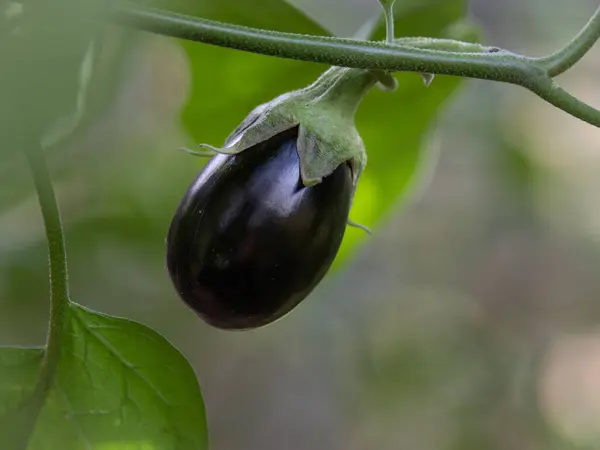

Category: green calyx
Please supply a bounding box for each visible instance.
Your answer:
[198,66,396,187]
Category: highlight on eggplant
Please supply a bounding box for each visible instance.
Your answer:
[166,127,353,330]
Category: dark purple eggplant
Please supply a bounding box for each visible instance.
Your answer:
[166,128,353,330]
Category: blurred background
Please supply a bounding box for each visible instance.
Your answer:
[2,0,600,448]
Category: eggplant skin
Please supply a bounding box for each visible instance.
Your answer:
[166,128,353,330]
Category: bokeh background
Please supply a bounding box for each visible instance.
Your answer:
[2,0,600,448]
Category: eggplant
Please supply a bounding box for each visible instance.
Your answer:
[166,128,353,330]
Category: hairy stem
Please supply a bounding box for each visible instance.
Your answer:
[535,5,600,77]
[18,143,71,446]
[26,143,70,380]
[378,0,397,44]
[530,77,600,126]
[113,3,600,128]
[113,4,534,81]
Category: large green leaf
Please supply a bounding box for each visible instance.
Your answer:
[178,0,329,144]
[0,303,207,450]
[176,0,473,267]
[175,0,331,214]
[337,0,473,263]
[137,0,325,33]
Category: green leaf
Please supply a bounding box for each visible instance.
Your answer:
[175,0,473,269]
[0,347,45,448]
[136,0,325,32]
[335,0,474,265]
[0,304,207,450]
[177,0,330,183]
[0,348,44,410]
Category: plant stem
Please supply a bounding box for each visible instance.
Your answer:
[19,143,71,446]
[530,77,600,126]
[112,3,600,128]
[378,0,396,44]
[535,5,600,77]
[113,4,534,81]
[26,142,70,379]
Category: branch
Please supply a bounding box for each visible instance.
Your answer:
[112,3,600,128]
[531,77,600,127]
[112,4,535,80]
[535,5,600,77]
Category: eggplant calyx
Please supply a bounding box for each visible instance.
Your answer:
[194,66,385,188]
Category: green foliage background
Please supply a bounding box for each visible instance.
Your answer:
[1,0,600,448]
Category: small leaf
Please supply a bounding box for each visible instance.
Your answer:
[0,303,207,450]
